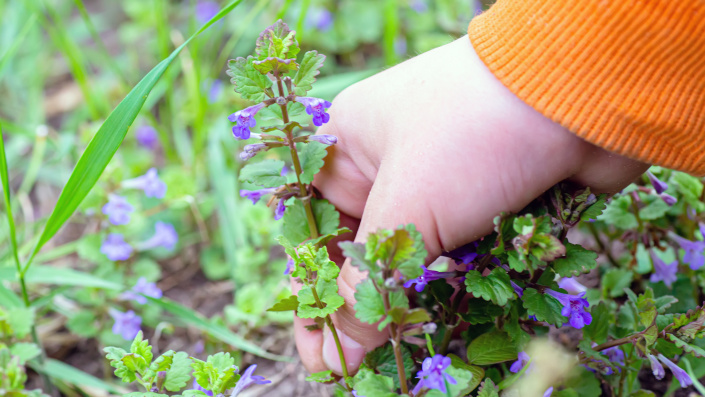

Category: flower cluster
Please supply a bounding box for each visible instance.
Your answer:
[99,168,177,261]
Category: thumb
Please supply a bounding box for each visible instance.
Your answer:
[323,163,444,375]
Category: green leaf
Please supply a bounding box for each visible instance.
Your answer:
[226,56,272,102]
[339,241,377,276]
[297,279,345,318]
[598,195,637,229]
[365,228,416,270]
[522,288,565,326]
[363,344,414,389]
[506,250,526,272]
[477,379,499,397]
[293,51,326,95]
[239,159,286,188]
[354,372,397,397]
[354,279,408,325]
[580,194,608,221]
[639,196,670,220]
[298,141,328,184]
[282,198,340,245]
[666,334,705,357]
[164,352,191,391]
[26,2,243,262]
[448,354,484,393]
[146,297,286,361]
[459,298,504,325]
[267,295,299,312]
[464,268,515,306]
[306,370,334,383]
[673,172,704,202]
[398,224,427,278]
[130,331,153,371]
[583,302,610,344]
[552,243,598,277]
[466,330,518,365]
[602,269,633,298]
[10,343,41,365]
[7,307,34,338]
[309,227,352,247]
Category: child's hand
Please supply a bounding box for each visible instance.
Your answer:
[294,36,648,375]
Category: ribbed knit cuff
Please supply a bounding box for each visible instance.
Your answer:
[468,0,705,175]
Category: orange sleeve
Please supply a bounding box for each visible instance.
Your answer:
[468,0,705,175]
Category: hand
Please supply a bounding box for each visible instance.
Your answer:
[293,36,649,375]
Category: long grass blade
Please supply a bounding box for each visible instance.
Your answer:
[25,0,244,272]
[0,126,22,278]
[148,297,289,361]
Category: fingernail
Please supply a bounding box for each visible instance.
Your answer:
[322,326,366,375]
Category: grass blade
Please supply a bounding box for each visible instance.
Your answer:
[32,359,126,394]
[148,297,289,362]
[0,126,23,287]
[26,0,244,271]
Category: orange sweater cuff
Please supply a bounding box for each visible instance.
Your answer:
[468,0,705,175]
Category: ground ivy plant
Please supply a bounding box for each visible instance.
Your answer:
[103,20,705,397]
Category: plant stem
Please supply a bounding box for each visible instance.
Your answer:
[276,74,347,382]
[277,75,318,238]
[382,290,409,394]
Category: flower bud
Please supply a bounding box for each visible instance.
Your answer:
[276,97,287,105]
[156,371,167,391]
[384,277,398,289]
[239,143,268,161]
[422,322,437,334]
[308,134,338,145]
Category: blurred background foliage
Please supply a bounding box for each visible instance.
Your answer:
[0,0,480,394]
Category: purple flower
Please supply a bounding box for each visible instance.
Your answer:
[410,0,428,12]
[135,125,159,149]
[545,289,592,329]
[240,143,268,161]
[657,354,693,388]
[102,194,134,225]
[661,193,677,206]
[140,221,178,251]
[207,80,223,104]
[122,168,167,199]
[284,257,295,275]
[274,198,287,221]
[195,1,219,24]
[191,379,213,396]
[557,277,588,294]
[647,354,665,380]
[669,231,705,270]
[411,355,457,395]
[511,281,524,298]
[647,171,668,195]
[121,277,163,304]
[305,7,333,31]
[230,365,270,396]
[649,250,678,287]
[602,346,625,367]
[228,103,265,140]
[101,234,133,261]
[308,134,338,145]
[403,265,455,292]
[108,308,142,340]
[240,188,277,205]
[295,97,332,127]
[445,242,479,266]
[510,351,530,373]
[544,387,554,397]
[394,36,407,55]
